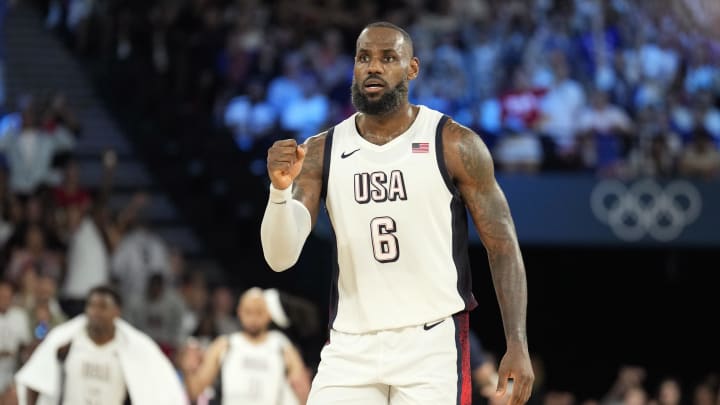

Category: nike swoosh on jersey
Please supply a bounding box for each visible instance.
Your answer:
[423,319,445,330]
[340,148,361,159]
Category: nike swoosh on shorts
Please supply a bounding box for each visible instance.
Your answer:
[423,319,445,330]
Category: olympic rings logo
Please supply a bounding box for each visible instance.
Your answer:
[590,179,702,242]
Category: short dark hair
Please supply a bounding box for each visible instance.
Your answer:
[361,21,414,55]
[87,285,122,308]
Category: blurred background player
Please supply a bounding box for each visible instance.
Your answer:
[181,287,310,405]
[0,279,30,400]
[14,285,186,405]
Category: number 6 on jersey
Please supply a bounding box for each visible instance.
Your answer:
[370,216,399,263]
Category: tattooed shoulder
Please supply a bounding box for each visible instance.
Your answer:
[442,119,493,185]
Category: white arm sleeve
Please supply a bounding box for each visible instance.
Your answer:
[260,184,312,272]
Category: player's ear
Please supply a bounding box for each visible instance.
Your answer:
[408,57,419,81]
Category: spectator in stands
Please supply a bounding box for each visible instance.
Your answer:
[493,129,544,174]
[223,79,277,153]
[692,378,718,405]
[309,29,353,105]
[210,286,239,336]
[465,25,501,103]
[175,337,216,405]
[59,202,109,318]
[179,270,210,341]
[5,224,62,284]
[12,262,38,310]
[125,273,185,359]
[0,279,31,397]
[683,47,718,96]
[56,151,116,318]
[539,52,586,169]
[678,129,720,179]
[110,200,172,301]
[637,32,680,94]
[190,307,218,346]
[577,90,634,175]
[624,386,649,405]
[0,100,75,194]
[51,160,91,212]
[624,134,677,178]
[469,330,498,404]
[19,274,67,367]
[267,53,305,119]
[656,377,682,405]
[280,72,330,142]
[667,91,696,143]
[40,92,81,137]
[602,365,647,405]
[27,274,65,330]
[500,68,547,133]
[691,91,720,143]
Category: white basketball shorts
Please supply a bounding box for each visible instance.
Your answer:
[307,312,471,405]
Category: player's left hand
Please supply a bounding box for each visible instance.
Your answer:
[496,344,534,405]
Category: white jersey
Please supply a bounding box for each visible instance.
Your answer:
[321,105,477,333]
[62,330,127,405]
[220,331,298,405]
[0,307,31,391]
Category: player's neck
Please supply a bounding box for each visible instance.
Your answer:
[87,325,116,346]
[357,102,418,145]
[242,330,269,344]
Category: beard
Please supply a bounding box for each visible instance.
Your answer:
[351,78,409,116]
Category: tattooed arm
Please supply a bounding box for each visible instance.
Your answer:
[291,134,326,226]
[443,119,534,405]
[261,134,326,271]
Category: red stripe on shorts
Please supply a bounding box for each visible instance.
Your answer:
[455,312,471,405]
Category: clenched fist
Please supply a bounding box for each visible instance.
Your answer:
[267,139,306,190]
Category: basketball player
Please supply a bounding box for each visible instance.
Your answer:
[180,287,311,405]
[17,285,186,405]
[261,22,534,405]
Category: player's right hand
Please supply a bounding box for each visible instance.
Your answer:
[267,139,306,190]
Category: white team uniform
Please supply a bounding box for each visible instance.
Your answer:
[308,105,476,405]
[62,330,127,405]
[0,307,31,392]
[220,331,299,405]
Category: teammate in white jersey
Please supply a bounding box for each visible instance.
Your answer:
[261,21,534,405]
[181,287,311,405]
[24,286,128,405]
[18,285,186,405]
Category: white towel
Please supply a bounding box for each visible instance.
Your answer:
[15,315,188,405]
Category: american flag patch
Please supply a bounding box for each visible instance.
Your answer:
[412,142,429,153]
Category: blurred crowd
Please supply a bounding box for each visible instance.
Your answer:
[0,96,718,405]
[0,95,718,405]
[26,0,720,178]
[1,0,720,403]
